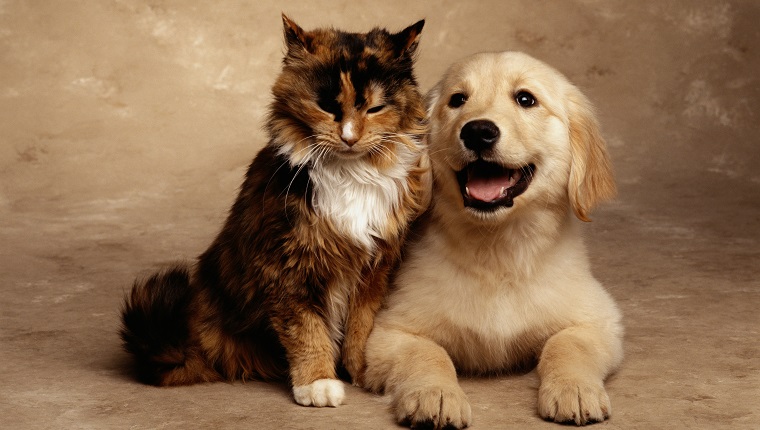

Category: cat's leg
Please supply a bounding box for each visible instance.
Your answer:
[364,324,472,429]
[341,262,391,385]
[536,324,623,425]
[272,310,344,407]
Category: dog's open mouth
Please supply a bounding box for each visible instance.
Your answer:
[456,160,535,211]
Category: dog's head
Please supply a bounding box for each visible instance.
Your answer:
[426,51,615,224]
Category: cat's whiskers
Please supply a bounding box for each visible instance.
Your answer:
[281,141,334,224]
[383,131,430,144]
[426,147,450,158]
[369,138,396,158]
[286,134,328,166]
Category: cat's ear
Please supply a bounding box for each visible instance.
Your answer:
[282,14,313,55]
[391,19,425,57]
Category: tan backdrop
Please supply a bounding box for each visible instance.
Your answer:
[2,1,758,428]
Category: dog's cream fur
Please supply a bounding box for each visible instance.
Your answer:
[363,52,623,428]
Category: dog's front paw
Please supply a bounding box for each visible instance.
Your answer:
[538,377,610,425]
[292,379,345,407]
[393,385,472,429]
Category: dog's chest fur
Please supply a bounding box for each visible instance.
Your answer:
[392,221,587,372]
[433,273,552,371]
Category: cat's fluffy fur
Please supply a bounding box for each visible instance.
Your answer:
[120,15,430,408]
[363,52,623,427]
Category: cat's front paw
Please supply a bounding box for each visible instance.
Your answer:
[292,378,345,407]
[538,376,610,425]
[393,384,472,429]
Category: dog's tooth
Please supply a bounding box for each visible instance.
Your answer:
[465,186,471,196]
[509,172,519,187]
[500,186,506,196]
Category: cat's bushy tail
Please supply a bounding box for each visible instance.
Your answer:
[120,265,221,385]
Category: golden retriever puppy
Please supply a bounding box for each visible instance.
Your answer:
[363,51,623,428]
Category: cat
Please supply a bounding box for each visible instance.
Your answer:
[120,15,429,408]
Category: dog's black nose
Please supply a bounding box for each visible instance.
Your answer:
[460,120,500,153]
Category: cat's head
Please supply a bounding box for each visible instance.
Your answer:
[268,15,426,168]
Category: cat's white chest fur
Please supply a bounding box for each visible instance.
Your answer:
[309,154,412,249]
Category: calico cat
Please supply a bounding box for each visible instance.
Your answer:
[119,15,429,408]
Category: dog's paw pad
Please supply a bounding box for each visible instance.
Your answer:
[293,379,345,407]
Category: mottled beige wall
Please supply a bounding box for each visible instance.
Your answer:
[1,1,758,233]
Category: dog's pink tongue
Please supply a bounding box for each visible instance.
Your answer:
[467,176,509,202]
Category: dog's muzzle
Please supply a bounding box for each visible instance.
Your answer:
[455,120,535,211]
[456,160,535,212]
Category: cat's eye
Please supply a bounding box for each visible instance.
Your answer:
[317,99,343,121]
[318,100,339,114]
[448,93,467,108]
[515,91,537,108]
[366,105,385,114]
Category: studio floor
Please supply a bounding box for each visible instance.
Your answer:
[1,1,758,429]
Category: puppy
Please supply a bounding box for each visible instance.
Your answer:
[363,51,623,428]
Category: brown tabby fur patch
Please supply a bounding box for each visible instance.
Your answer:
[120,15,429,393]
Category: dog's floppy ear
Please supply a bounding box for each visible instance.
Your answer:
[424,82,442,118]
[566,86,616,222]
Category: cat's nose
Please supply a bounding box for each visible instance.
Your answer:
[341,121,359,147]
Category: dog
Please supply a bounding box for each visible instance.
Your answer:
[363,51,623,428]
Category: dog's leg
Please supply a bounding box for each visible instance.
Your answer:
[364,324,472,429]
[536,324,623,425]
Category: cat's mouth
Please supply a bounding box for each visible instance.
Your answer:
[334,145,369,159]
[455,160,535,211]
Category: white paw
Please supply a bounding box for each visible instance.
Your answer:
[292,379,345,407]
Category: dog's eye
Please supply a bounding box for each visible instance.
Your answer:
[448,93,468,108]
[515,91,537,108]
